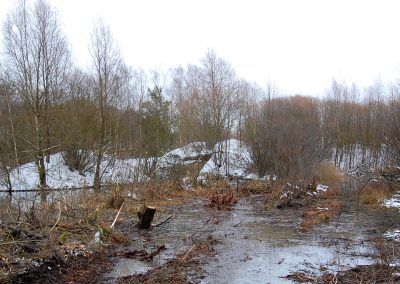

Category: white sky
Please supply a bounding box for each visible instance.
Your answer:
[1,0,400,96]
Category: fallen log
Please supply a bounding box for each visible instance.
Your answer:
[112,245,166,261]
[137,206,156,229]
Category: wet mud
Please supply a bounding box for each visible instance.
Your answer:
[104,180,400,283]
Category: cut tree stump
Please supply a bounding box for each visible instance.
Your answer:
[137,206,156,229]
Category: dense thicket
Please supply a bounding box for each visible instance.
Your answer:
[0,0,399,189]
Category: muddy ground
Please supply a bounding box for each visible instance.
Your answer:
[9,179,400,283]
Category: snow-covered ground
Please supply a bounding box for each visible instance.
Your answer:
[199,139,253,179]
[383,192,400,241]
[5,140,394,191]
[384,229,400,242]
[332,144,389,175]
[2,139,257,191]
[5,153,151,191]
[384,193,400,210]
[156,142,212,177]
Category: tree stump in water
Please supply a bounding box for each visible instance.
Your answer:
[137,206,156,229]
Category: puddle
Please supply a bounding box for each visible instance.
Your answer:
[103,199,225,282]
[201,194,376,284]
[104,188,379,283]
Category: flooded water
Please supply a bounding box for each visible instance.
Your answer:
[201,194,375,284]
[0,180,384,283]
[104,182,381,283]
[103,198,226,282]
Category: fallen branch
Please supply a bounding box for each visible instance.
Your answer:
[356,177,379,217]
[284,272,317,283]
[154,214,175,227]
[144,245,166,261]
[49,201,62,232]
[113,245,166,261]
[110,202,124,229]
[180,244,196,263]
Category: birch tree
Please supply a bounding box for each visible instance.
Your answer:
[89,20,126,191]
[2,0,70,189]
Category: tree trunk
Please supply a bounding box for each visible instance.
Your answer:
[35,113,46,189]
[38,154,46,189]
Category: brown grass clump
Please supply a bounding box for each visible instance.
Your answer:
[314,162,342,182]
[137,181,204,202]
[359,180,396,206]
[206,191,238,210]
[287,263,400,284]
[241,179,274,195]
[264,180,289,210]
[301,200,341,232]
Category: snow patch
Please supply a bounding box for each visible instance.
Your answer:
[3,139,260,191]
[316,184,328,193]
[383,229,400,241]
[199,139,253,178]
[384,193,400,210]
[6,153,151,191]
[156,142,212,178]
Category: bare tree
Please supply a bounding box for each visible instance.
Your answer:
[199,50,240,145]
[2,0,70,189]
[89,20,126,191]
[385,86,400,165]
[245,95,324,178]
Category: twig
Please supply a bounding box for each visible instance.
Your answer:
[143,245,166,261]
[356,177,378,217]
[180,244,196,263]
[154,214,175,227]
[0,240,42,246]
[49,201,62,232]
[110,202,124,229]
[233,220,244,227]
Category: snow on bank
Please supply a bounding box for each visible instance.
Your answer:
[4,139,258,191]
[6,153,150,191]
[384,229,400,242]
[156,142,212,177]
[9,153,88,190]
[332,144,389,176]
[199,139,253,178]
[382,192,400,241]
[384,193,400,210]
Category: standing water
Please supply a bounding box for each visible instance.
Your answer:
[105,181,381,283]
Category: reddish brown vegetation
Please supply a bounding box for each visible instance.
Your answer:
[301,200,341,232]
[206,191,238,210]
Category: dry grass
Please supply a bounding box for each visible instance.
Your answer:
[314,162,343,182]
[359,180,396,206]
[301,200,341,232]
[264,180,289,209]
[206,190,238,210]
[241,179,274,196]
[0,186,139,282]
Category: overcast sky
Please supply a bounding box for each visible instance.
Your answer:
[1,0,400,96]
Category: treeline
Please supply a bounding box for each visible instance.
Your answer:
[0,0,399,190]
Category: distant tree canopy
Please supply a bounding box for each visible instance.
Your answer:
[0,0,399,189]
[244,96,324,178]
[141,86,172,157]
